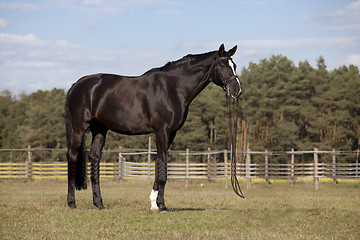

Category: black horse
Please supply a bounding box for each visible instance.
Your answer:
[65,44,241,212]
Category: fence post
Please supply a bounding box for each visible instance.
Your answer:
[148,136,152,184]
[314,147,319,191]
[112,147,117,181]
[185,148,189,189]
[118,146,123,182]
[26,145,32,180]
[265,149,269,185]
[246,145,251,189]
[224,149,228,189]
[356,148,359,178]
[207,147,211,181]
[291,149,295,185]
[332,149,337,184]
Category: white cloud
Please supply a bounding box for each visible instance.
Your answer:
[123,0,165,6]
[346,54,360,66]
[316,0,360,21]
[0,33,39,45]
[0,32,167,94]
[84,20,99,28]
[6,61,56,68]
[0,0,182,19]
[82,0,104,5]
[0,1,39,11]
[157,9,180,15]
[234,37,360,50]
[77,0,179,14]
[315,23,360,31]
[314,1,360,32]
[0,33,83,92]
[176,37,360,54]
[239,1,268,5]
[0,19,9,28]
[242,49,258,57]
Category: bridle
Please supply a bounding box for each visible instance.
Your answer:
[213,57,241,98]
[212,56,245,198]
[226,93,244,198]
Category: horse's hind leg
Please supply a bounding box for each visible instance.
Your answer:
[89,123,107,210]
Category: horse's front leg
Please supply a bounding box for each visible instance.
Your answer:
[89,132,106,210]
[155,151,168,212]
[150,128,170,213]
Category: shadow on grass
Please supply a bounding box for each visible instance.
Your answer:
[169,207,206,212]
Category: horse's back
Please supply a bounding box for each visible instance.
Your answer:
[67,73,154,134]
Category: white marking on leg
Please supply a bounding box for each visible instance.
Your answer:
[149,189,159,211]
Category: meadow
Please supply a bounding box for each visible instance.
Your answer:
[0,179,359,239]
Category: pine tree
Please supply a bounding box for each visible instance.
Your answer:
[344,65,360,149]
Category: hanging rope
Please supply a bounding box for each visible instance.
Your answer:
[226,92,245,198]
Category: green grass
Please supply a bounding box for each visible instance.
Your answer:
[1,179,359,239]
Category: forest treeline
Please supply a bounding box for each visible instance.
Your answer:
[0,55,359,156]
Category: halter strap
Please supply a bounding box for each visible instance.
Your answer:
[213,57,239,97]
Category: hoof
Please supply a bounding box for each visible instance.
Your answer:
[159,204,169,213]
[97,205,105,210]
[94,201,105,210]
[67,197,76,209]
[150,205,159,211]
[160,209,169,214]
[67,202,77,209]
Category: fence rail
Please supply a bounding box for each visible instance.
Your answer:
[0,147,359,189]
[0,161,359,181]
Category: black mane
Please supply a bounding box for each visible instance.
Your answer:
[144,51,216,74]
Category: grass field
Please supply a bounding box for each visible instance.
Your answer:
[0,179,359,240]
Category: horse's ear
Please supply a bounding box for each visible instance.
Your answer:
[218,44,225,56]
[227,45,237,56]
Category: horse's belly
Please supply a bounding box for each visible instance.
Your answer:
[96,108,153,135]
[108,121,153,135]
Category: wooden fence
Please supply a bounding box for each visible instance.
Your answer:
[0,147,359,189]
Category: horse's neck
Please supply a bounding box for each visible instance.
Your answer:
[179,56,214,106]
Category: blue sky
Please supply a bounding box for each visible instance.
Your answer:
[1,0,360,94]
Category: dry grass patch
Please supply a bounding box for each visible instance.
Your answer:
[1,179,359,239]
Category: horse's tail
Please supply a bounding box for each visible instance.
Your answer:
[65,93,87,190]
[75,142,87,190]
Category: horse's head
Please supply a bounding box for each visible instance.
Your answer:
[212,44,242,99]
